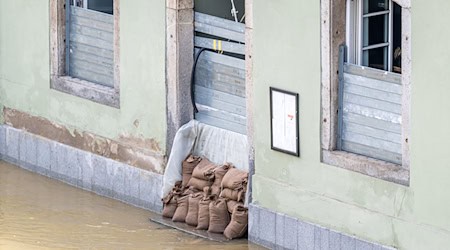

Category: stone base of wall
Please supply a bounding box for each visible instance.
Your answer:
[0,124,163,213]
[248,203,394,250]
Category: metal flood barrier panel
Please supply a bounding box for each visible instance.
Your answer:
[338,48,402,164]
[67,5,114,87]
[193,12,246,135]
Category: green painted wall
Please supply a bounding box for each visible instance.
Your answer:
[0,0,167,151]
[252,0,450,249]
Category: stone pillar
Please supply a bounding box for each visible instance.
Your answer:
[245,0,255,203]
[166,0,194,155]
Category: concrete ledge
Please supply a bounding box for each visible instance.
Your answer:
[51,76,120,108]
[248,203,395,250]
[322,150,409,186]
[0,124,163,213]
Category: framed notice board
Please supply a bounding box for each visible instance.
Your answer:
[270,87,299,157]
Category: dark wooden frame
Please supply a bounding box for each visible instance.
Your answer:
[269,87,300,157]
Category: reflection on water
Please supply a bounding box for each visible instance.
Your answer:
[0,161,263,249]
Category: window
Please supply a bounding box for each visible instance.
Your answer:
[320,0,411,185]
[67,0,114,87]
[50,0,120,108]
[346,0,402,73]
[71,0,114,14]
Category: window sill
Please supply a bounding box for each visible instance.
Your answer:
[322,149,409,186]
[51,76,120,108]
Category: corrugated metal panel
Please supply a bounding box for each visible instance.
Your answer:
[193,51,246,135]
[68,6,114,87]
[194,12,245,43]
[195,106,247,135]
[339,63,402,164]
[194,12,246,135]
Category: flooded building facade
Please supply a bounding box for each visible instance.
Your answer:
[1,0,450,249]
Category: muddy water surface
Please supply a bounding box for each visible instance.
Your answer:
[0,161,263,249]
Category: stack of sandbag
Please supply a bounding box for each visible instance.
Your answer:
[181,155,202,187]
[220,167,249,239]
[209,163,232,196]
[160,154,249,240]
[187,158,216,190]
[220,168,248,210]
[163,155,203,222]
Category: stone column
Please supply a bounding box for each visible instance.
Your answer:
[166,0,194,155]
[245,0,255,203]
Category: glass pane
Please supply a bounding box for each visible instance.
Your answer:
[392,3,402,74]
[362,14,388,47]
[363,0,389,14]
[362,46,388,71]
[71,0,84,7]
[88,0,113,15]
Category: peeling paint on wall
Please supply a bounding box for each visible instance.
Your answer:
[3,107,166,174]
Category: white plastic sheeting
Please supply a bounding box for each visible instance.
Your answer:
[163,120,249,197]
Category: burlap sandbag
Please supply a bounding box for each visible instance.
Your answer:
[196,195,215,230]
[185,192,203,226]
[182,155,202,187]
[187,177,212,191]
[162,198,178,218]
[191,158,216,181]
[226,199,244,214]
[210,164,232,196]
[162,192,180,218]
[221,168,248,190]
[162,181,183,218]
[208,198,230,233]
[172,195,189,222]
[220,188,245,202]
[224,205,248,240]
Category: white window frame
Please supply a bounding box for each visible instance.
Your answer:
[50,0,120,108]
[320,0,411,185]
[347,0,398,72]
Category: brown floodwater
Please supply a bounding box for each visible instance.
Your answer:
[0,161,263,249]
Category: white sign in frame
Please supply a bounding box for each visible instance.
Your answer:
[270,87,299,156]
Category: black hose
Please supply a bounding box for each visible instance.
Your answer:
[191,48,207,114]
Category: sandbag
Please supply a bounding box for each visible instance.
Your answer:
[210,164,232,196]
[226,200,244,214]
[162,181,183,218]
[162,192,180,218]
[196,195,215,230]
[185,192,203,226]
[182,155,202,186]
[208,198,230,233]
[172,195,189,222]
[221,168,248,190]
[187,177,212,191]
[191,158,217,181]
[220,188,245,202]
[224,205,248,240]
[162,198,178,218]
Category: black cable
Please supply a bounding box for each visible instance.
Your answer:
[191,48,207,114]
